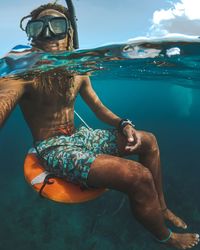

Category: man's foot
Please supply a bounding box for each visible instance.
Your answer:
[167,232,199,249]
[163,208,187,229]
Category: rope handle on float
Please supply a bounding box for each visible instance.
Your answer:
[74,110,92,130]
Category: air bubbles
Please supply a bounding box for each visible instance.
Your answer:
[166,47,181,57]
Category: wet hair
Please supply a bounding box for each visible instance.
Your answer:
[20,3,74,51]
[30,3,69,20]
[33,70,75,96]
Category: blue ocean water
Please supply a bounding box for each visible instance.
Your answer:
[0,36,200,250]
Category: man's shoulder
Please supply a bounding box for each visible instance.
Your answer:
[11,44,33,53]
[7,44,42,57]
[73,75,90,89]
[74,75,90,82]
[1,44,34,59]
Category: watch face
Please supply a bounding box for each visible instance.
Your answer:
[120,119,135,129]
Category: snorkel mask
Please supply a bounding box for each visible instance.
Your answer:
[20,0,79,49]
[26,15,70,41]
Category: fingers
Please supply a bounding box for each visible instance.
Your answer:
[125,134,141,152]
[125,142,140,152]
[122,126,142,152]
[123,126,135,142]
[125,130,135,143]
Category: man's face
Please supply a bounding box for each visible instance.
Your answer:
[28,9,69,51]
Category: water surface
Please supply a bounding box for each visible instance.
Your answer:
[0,35,200,250]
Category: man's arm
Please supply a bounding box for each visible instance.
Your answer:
[79,76,121,128]
[0,78,27,128]
[79,76,142,152]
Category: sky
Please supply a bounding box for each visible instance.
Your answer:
[1,0,200,55]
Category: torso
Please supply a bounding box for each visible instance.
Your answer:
[19,71,83,141]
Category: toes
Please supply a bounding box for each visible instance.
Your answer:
[176,218,187,229]
[190,234,200,248]
[181,221,188,229]
[190,242,197,247]
[182,234,200,249]
[194,234,199,240]
[169,214,187,229]
[196,239,200,245]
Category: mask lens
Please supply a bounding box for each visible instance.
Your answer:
[50,18,68,35]
[27,21,44,37]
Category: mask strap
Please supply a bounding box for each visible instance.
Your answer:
[20,15,32,31]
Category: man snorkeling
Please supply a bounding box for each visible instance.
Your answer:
[0,1,199,249]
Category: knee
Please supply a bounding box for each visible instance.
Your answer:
[137,167,154,188]
[143,132,159,153]
[129,167,157,201]
[130,167,157,205]
[129,167,155,195]
[125,162,154,190]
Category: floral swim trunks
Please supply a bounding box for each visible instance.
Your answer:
[29,126,120,189]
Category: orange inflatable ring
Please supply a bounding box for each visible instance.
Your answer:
[24,153,107,203]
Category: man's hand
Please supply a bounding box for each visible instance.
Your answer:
[122,125,141,152]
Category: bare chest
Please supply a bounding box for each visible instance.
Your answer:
[26,75,82,106]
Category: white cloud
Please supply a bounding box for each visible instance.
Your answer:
[153,9,176,25]
[149,0,200,36]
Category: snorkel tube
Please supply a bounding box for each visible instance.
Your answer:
[65,0,79,49]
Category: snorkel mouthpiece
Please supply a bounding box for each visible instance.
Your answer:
[65,0,79,49]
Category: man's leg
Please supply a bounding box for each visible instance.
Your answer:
[86,154,199,249]
[116,130,187,229]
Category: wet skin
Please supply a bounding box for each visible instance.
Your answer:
[0,8,199,249]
